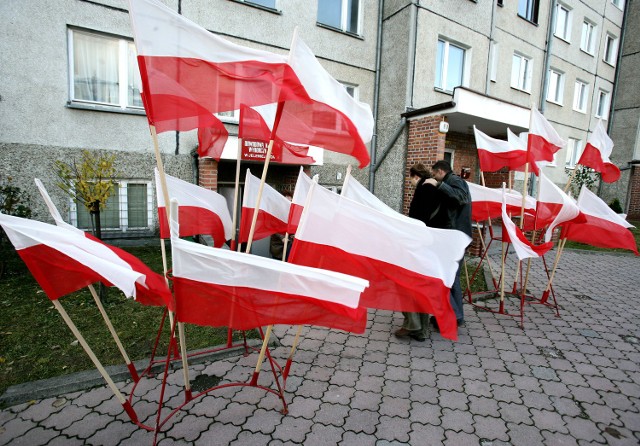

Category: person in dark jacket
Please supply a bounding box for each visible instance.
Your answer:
[424,160,472,328]
[395,163,447,341]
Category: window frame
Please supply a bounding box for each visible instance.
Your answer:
[435,38,468,93]
[67,28,144,112]
[595,89,610,120]
[580,20,597,55]
[316,0,362,36]
[565,137,584,169]
[603,33,619,66]
[70,180,154,233]
[612,0,624,11]
[511,52,533,93]
[232,0,279,12]
[518,0,539,24]
[554,3,572,42]
[546,68,565,106]
[573,80,589,113]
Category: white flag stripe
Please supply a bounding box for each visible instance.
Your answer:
[292,167,313,207]
[128,0,288,63]
[577,186,633,229]
[588,120,614,162]
[507,128,527,151]
[539,171,581,242]
[468,182,537,211]
[474,127,515,154]
[530,107,566,148]
[35,179,83,234]
[171,237,367,308]
[242,169,291,221]
[0,213,145,297]
[296,184,471,288]
[501,191,539,260]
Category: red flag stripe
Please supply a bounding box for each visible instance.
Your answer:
[158,206,228,247]
[563,214,638,255]
[239,208,288,243]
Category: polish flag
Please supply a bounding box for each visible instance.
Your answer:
[170,236,368,332]
[197,116,229,160]
[535,172,583,242]
[273,35,373,168]
[341,170,424,226]
[474,127,528,172]
[577,120,621,183]
[0,213,148,301]
[287,167,313,235]
[562,186,638,255]
[239,169,290,243]
[528,108,566,174]
[289,184,472,341]
[239,104,315,165]
[34,179,173,309]
[128,0,304,133]
[501,188,553,259]
[155,169,232,246]
[468,181,536,223]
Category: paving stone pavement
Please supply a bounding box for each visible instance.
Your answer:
[1,247,639,445]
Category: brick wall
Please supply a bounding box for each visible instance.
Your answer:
[199,158,218,191]
[629,165,640,220]
[445,131,477,183]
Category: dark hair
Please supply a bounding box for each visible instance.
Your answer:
[432,160,452,173]
[409,163,431,179]
[282,190,293,198]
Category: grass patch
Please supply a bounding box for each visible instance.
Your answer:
[463,256,488,294]
[563,220,640,254]
[0,243,251,395]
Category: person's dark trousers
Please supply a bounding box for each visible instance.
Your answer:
[450,263,464,322]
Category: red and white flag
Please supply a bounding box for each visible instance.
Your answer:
[577,120,621,183]
[562,186,638,254]
[501,187,553,259]
[289,184,472,341]
[0,213,148,301]
[474,126,528,172]
[155,169,232,246]
[341,170,424,226]
[528,107,566,175]
[128,0,303,133]
[468,181,536,224]
[239,169,290,243]
[535,172,583,242]
[34,179,173,308]
[287,167,313,235]
[197,116,229,161]
[170,235,368,332]
[239,104,315,165]
[273,35,373,168]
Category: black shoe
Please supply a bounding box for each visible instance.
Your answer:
[409,332,426,342]
[429,317,440,333]
[457,319,465,327]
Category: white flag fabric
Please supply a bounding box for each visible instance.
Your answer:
[536,171,582,242]
[475,126,527,172]
[501,188,553,260]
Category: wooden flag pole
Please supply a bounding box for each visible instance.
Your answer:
[88,284,138,381]
[477,171,498,287]
[541,237,567,303]
[512,162,531,295]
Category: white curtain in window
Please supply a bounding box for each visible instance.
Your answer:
[74,32,119,104]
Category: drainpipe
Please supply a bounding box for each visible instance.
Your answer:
[484,0,498,95]
[368,0,385,191]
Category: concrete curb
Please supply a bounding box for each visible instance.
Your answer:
[0,336,277,408]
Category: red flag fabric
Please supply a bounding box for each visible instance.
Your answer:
[170,236,368,332]
[197,116,229,160]
[34,179,172,308]
[577,120,621,183]
[474,126,528,172]
[0,213,150,301]
[289,183,471,341]
[535,172,583,242]
[273,36,373,168]
[128,0,305,133]
[528,107,566,175]
[238,104,315,165]
[562,186,638,254]
[287,167,313,234]
[468,181,536,224]
[154,169,232,246]
[501,188,553,259]
[239,169,290,243]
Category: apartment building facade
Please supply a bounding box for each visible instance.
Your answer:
[0,0,631,240]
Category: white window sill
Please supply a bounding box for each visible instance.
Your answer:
[510,86,532,95]
[67,101,146,116]
[546,98,564,107]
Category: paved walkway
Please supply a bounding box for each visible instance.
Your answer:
[1,247,639,445]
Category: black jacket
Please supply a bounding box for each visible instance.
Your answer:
[437,172,472,237]
[409,178,448,229]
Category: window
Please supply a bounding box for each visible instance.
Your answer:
[511,53,532,92]
[69,29,142,109]
[312,82,358,130]
[216,110,238,122]
[72,181,153,232]
[580,20,596,54]
[518,0,539,24]
[595,89,610,119]
[612,0,624,10]
[565,138,583,168]
[435,39,466,92]
[238,0,276,8]
[317,0,360,35]
[604,34,618,65]
[342,83,359,99]
[546,69,565,105]
[489,41,499,82]
[573,80,589,113]
[554,3,572,42]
